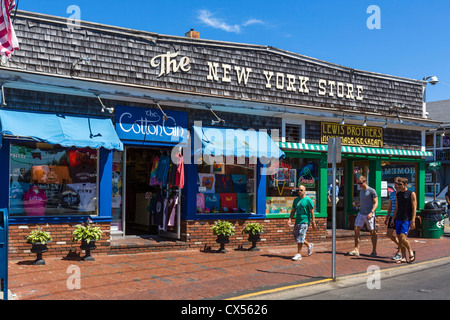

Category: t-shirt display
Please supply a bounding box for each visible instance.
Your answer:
[196,161,255,214]
[9,142,98,216]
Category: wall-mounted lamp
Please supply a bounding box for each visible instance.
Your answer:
[206,104,225,125]
[97,95,114,114]
[423,75,439,85]
[153,100,168,121]
[382,117,388,129]
[70,57,91,76]
[397,115,403,124]
[362,114,367,127]
[340,112,345,125]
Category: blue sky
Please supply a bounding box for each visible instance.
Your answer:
[18,0,450,102]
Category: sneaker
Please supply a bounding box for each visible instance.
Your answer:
[308,243,314,256]
[392,253,402,261]
[370,251,377,257]
[292,253,302,261]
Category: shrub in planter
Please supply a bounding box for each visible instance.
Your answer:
[211,220,235,253]
[26,229,53,265]
[73,223,103,261]
[242,222,263,251]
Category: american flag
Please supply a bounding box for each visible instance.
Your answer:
[0,0,18,57]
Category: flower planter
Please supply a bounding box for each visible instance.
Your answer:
[29,242,50,265]
[216,235,230,253]
[80,240,97,261]
[247,233,261,251]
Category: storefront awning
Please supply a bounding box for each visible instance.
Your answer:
[193,126,285,159]
[0,109,124,150]
[279,142,433,157]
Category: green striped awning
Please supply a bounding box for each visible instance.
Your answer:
[278,142,433,157]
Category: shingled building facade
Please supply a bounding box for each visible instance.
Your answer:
[1,11,437,259]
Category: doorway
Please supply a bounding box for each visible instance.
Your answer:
[112,147,181,239]
[327,160,347,229]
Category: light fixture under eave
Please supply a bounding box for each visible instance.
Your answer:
[97,95,114,114]
[423,75,439,85]
[340,112,345,125]
[206,104,225,125]
[397,115,403,124]
[153,100,168,121]
[362,114,367,127]
[382,117,388,129]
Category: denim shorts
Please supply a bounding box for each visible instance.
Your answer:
[293,223,309,243]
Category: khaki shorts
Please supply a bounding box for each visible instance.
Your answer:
[355,213,375,230]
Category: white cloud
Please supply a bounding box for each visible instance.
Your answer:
[198,10,265,33]
[198,10,241,33]
[242,19,264,27]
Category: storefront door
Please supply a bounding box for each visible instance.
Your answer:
[327,160,346,229]
[112,147,181,239]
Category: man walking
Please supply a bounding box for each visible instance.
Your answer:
[390,177,416,263]
[288,185,316,261]
[348,175,378,257]
[385,177,401,260]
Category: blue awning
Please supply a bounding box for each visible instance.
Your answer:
[0,109,123,150]
[193,126,284,159]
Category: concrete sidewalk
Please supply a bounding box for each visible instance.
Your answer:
[6,230,450,300]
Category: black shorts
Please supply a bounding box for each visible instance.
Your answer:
[387,216,395,230]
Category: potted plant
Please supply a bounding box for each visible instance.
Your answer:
[72,222,103,261]
[211,220,235,253]
[26,228,52,265]
[242,222,264,251]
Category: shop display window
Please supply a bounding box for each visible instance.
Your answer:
[9,141,98,216]
[380,162,417,211]
[351,161,370,210]
[266,158,319,214]
[196,158,255,214]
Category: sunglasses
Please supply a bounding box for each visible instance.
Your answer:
[357,182,365,185]
[395,182,403,185]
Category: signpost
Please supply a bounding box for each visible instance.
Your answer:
[327,138,341,281]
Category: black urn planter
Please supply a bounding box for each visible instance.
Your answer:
[215,235,230,253]
[29,242,50,265]
[247,233,262,251]
[80,240,97,261]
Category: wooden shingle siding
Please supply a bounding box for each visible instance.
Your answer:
[8,12,424,119]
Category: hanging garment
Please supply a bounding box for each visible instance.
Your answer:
[59,184,80,208]
[196,193,205,213]
[149,155,160,186]
[237,193,251,213]
[67,183,97,212]
[216,174,233,193]
[151,191,166,228]
[204,193,220,213]
[23,185,47,216]
[232,174,247,193]
[157,155,171,186]
[198,173,216,193]
[220,193,237,213]
[175,152,184,189]
[167,195,178,227]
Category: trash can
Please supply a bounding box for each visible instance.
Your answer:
[421,201,445,239]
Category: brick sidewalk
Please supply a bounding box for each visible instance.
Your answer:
[7,233,450,300]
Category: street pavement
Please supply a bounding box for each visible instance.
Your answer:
[6,226,450,300]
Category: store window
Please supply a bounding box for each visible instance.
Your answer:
[112,151,124,233]
[9,141,98,216]
[266,158,319,214]
[196,158,256,214]
[352,161,370,210]
[380,162,417,211]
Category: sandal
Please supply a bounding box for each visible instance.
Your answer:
[396,258,407,264]
[409,251,416,263]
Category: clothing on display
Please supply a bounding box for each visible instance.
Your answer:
[196,193,205,213]
[23,185,47,216]
[67,183,96,212]
[232,174,247,193]
[216,174,233,193]
[220,193,237,213]
[205,193,220,213]
[236,193,251,213]
[198,173,216,193]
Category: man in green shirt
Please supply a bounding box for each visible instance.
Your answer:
[288,185,316,261]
